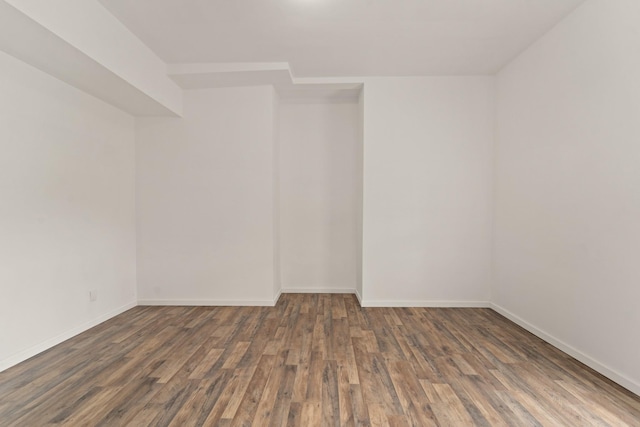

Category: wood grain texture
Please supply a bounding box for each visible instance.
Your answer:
[0,293,639,426]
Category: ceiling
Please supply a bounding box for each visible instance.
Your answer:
[98,0,585,78]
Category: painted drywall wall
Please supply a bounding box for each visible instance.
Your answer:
[0,50,137,370]
[355,90,365,302]
[272,89,282,299]
[136,86,278,305]
[278,101,360,293]
[361,77,494,306]
[494,0,640,394]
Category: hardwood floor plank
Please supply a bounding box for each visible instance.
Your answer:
[92,378,161,427]
[491,366,578,425]
[188,347,224,380]
[431,383,478,427]
[367,404,389,427]
[52,386,124,425]
[252,350,290,425]
[207,367,255,423]
[306,350,325,402]
[285,401,302,427]
[444,379,507,426]
[321,360,340,427]
[268,364,297,427]
[300,401,322,427]
[338,368,356,426]
[168,370,233,427]
[228,354,277,427]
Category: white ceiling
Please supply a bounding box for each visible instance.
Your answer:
[98,0,585,77]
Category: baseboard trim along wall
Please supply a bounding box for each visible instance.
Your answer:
[0,301,137,373]
[355,289,363,305]
[360,300,491,308]
[273,289,282,306]
[138,298,280,307]
[281,287,357,294]
[491,303,640,397]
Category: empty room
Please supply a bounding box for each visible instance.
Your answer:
[1,0,639,425]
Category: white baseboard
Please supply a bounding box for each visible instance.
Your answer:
[281,287,356,294]
[491,303,640,397]
[0,301,137,373]
[273,288,282,305]
[355,288,363,306]
[138,298,278,307]
[360,300,490,308]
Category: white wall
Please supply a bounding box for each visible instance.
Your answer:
[272,91,281,299]
[278,101,360,293]
[494,0,640,394]
[361,77,494,306]
[0,51,137,370]
[136,86,278,305]
[356,91,365,302]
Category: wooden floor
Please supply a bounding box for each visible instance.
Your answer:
[1,294,639,426]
